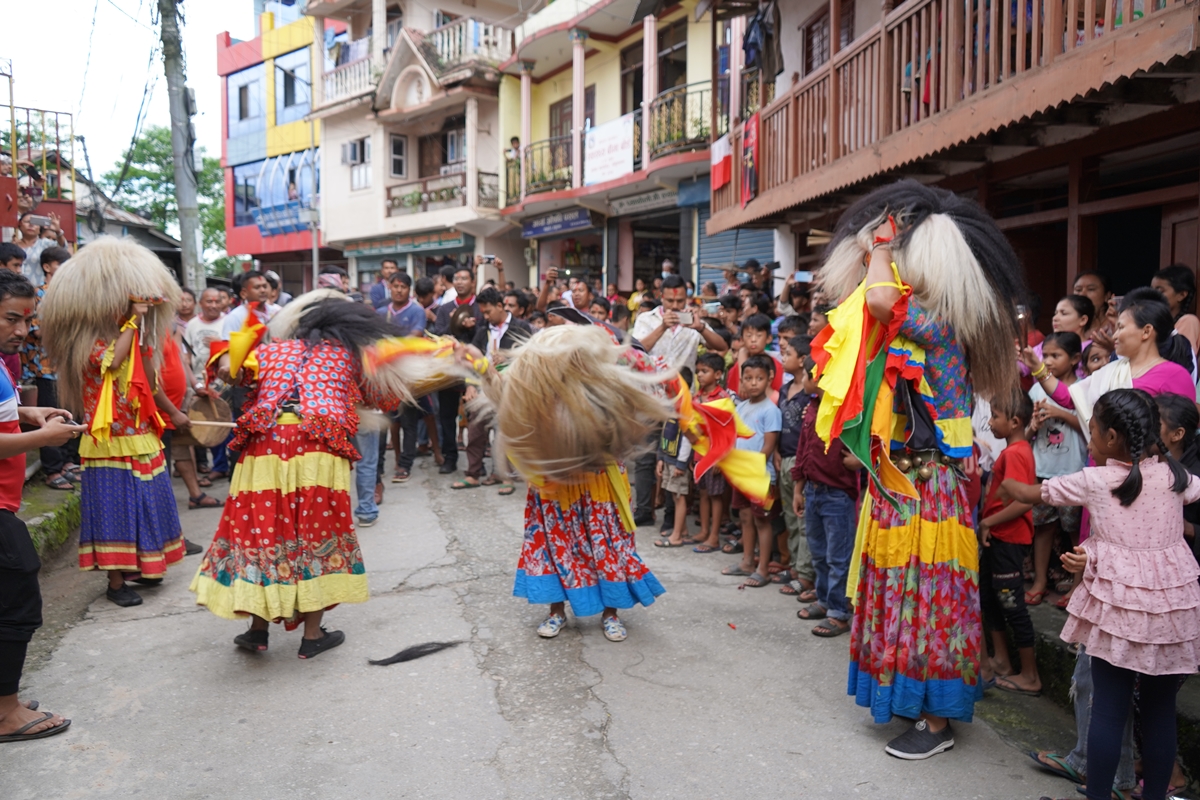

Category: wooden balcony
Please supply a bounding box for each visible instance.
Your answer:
[709,0,1199,233]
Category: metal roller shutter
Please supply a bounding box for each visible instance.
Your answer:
[697,206,775,288]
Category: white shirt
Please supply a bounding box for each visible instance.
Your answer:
[488,312,512,356]
[631,306,703,371]
[440,286,458,306]
[972,396,1007,473]
[184,315,227,376]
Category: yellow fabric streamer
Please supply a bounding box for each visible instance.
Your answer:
[89,339,136,444]
[676,385,771,506]
[845,491,873,607]
[519,462,637,534]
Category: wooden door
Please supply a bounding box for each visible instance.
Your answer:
[1161,201,1198,270]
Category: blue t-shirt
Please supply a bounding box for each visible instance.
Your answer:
[378,301,426,334]
[736,396,783,481]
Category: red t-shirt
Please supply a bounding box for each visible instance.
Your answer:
[0,363,23,512]
[159,337,187,431]
[983,439,1036,544]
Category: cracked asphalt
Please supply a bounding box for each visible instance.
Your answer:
[8,454,1076,799]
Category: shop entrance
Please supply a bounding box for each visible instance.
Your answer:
[537,233,604,288]
[631,211,681,288]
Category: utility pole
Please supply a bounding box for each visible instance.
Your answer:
[158,0,203,290]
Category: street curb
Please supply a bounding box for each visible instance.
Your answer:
[23,492,80,560]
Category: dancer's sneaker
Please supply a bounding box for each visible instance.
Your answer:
[234,629,269,652]
[884,720,954,760]
[106,584,143,607]
[298,628,345,659]
[601,615,627,642]
[536,612,566,638]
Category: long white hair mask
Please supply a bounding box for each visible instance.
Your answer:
[816,180,1026,400]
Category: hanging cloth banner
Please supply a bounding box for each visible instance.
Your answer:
[741,112,759,208]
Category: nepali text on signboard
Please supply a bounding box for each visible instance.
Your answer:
[608,188,678,217]
[343,230,469,256]
[584,113,635,186]
[522,207,596,239]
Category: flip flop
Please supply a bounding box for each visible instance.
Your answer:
[796,589,818,604]
[480,475,502,486]
[1026,751,1084,783]
[692,544,720,553]
[0,712,71,743]
[1025,589,1047,606]
[797,603,827,620]
[721,541,743,554]
[1055,594,1071,609]
[497,484,516,496]
[654,539,687,548]
[721,565,752,576]
[812,618,850,637]
[450,479,481,490]
[996,676,1042,697]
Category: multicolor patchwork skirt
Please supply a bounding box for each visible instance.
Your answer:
[848,461,984,723]
[79,444,184,578]
[189,415,368,622]
[514,472,665,618]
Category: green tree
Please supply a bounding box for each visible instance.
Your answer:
[101,124,230,273]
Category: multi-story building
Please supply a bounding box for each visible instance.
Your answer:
[217,1,346,296]
[303,0,523,289]
[498,0,776,291]
[704,0,1200,302]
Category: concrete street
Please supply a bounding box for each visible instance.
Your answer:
[10,455,1077,799]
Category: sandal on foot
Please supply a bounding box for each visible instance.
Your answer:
[44,473,73,491]
[995,676,1042,697]
[298,628,345,659]
[234,629,269,652]
[1026,751,1083,783]
[692,544,720,553]
[721,541,743,555]
[393,468,410,483]
[537,612,566,638]
[480,475,502,486]
[1025,589,1047,606]
[450,479,481,490]
[742,572,770,588]
[812,618,850,637]
[797,603,827,620]
[188,493,221,509]
[654,539,687,548]
[602,615,627,642]
[497,484,516,496]
[0,712,71,743]
[779,580,802,596]
[197,475,213,488]
[721,565,752,577]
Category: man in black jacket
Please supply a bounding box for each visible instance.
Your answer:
[431,263,484,474]
[454,286,532,490]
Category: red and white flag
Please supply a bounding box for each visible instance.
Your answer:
[710,134,732,190]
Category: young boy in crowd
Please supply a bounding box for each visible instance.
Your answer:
[655,367,695,548]
[792,355,860,635]
[692,353,730,554]
[726,314,783,400]
[980,393,1041,696]
[776,336,816,601]
[721,355,782,587]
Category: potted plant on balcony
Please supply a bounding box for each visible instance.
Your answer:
[401,190,423,209]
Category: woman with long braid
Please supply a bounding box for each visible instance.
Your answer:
[1000,389,1200,800]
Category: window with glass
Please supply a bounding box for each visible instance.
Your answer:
[274,48,311,125]
[347,136,371,190]
[803,0,855,75]
[227,64,265,137]
[657,19,688,92]
[232,149,322,230]
[390,134,408,178]
[620,42,643,115]
[232,160,263,227]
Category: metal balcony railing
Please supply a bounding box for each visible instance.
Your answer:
[504,157,521,207]
[478,171,500,208]
[385,172,466,216]
[523,134,573,195]
[647,81,715,159]
[632,108,643,171]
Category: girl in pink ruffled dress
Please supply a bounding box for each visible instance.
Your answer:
[1001,387,1200,800]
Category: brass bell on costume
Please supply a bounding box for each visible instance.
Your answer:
[917,464,935,481]
[895,456,912,472]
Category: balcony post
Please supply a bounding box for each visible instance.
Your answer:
[466,96,479,208]
[312,15,325,108]
[728,15,744,127]
[520,61,533,200]
[642,14,657,170]
[570,29,588,189]
[829,0,842,161]
[371,0,386,69]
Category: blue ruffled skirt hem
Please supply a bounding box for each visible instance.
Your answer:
[848,662,983,724]
[513,569,666,618]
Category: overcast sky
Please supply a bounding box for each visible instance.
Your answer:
[6,0,253,180]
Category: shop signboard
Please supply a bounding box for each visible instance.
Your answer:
[583,113,635,186]
[608,189,679,217]
[343,230,471,256]
[522,207,596,238]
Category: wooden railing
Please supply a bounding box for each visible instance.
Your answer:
[712,0,1183,216]
[385,172,466,216]
[323,57,371,104]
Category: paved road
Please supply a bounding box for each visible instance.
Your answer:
[11,455,1075,799]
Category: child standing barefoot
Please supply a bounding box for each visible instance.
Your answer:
[1002,388,1200,800]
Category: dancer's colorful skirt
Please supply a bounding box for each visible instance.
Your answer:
[848,461,983,723]
[79,437,184,578]
[515,470,665,617]
[190,414,368,621]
